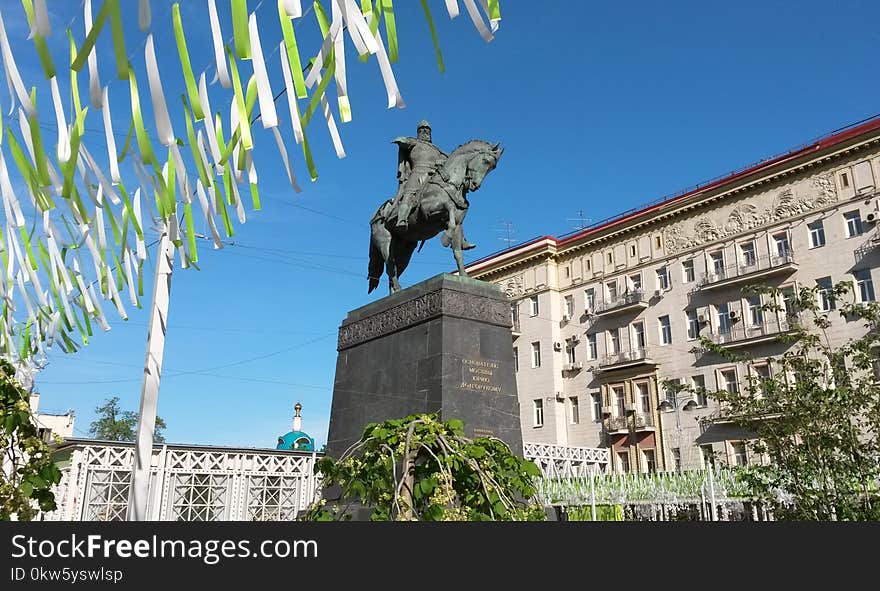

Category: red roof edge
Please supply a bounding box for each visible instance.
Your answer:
[467,114,880,270]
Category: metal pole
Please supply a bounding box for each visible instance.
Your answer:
[707,464,718,521]
[590,464,597,521]
[127,230,175,521]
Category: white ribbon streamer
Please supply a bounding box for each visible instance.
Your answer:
[194,180,222,249]
[132,188,146,260]
[462,0,494,42]
[87,283,110,331]
[278,42,304,144]
[208,0,232,88]
[0,12,36,117]
[145,34,176,147]
[0,151,25,227]
[331,0,350,123]
[139,0,152,31]
[84,0,103,109]
[101,87,120,183]
[50,77,71,163]
[271,127,301,192]
[445,0,460,18]
[198,74,222,162]
[32,0,51,38]
[282,0,302,18]
[248,13,278,129]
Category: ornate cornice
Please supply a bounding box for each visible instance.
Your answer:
[337,288,511,350]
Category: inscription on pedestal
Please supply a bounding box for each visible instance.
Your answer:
[459,358,503,393]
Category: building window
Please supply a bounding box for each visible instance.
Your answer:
[629,244,637,258]
[564,266,571,278]
[753,363,771,397]
[739,242,757,267]
[587,333,597,359]
[585,258,591,271]
[617,451,630,474]
[845,211,863,238]
[569,397,580,424]
[686,310,699,340]
[841,171,850,188]
[692,374,707,406]
[701,445,715,468]
[608,328,620,355]
[655,236,662,249]
[613,385,626,417]
[856,270,875,302]
[656,267,670,290]
[510,303,520,328]
[747,295,763,326]
[781,286,797,318]
[564,295,574,318]
[709,251,725,275]
[529,295,539,316]
[716,303,731,334]
[659,315,672,345]
[513,347,518,372]
[682,259,695,283]
[533,399,544,428]
[606,280,618,302]
[566,344,576,364]
[531,342,541,368]
[817,276,835,311]
[591,392,602,422]
[672,448,682,471]
[632,321,646,348]
[585,288,596,312]
[642,449,656,474]
[808,220,826,248]
[628,273,642,292]
[721,369,739,394]
[606,251,613,265]
[773,232,790,257]
[732,442,748,467]
[636,382,650,414]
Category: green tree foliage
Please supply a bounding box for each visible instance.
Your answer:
[88,397,167,443]
[0,361,61,520]
[304,414,545,521]
[668,281,880,520]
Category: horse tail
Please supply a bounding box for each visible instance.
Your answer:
[368,229,384,294]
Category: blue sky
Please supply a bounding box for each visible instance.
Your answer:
[20,0,880,447]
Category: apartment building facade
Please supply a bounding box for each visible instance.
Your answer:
[466,118,880,474]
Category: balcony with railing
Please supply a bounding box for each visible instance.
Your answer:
[707,315,800,348]
[603,412,655,434]
[697,251,797,291]
[511,317,521,338]
[594,290,649,317]
[597,347,656,372]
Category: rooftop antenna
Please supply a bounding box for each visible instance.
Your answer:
[567,209,593,231]
[498,220,516,247]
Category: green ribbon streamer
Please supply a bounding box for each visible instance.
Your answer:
[420,0,444,73]
[61,107,87,201]
[182,96,211,189]
[21,0,55,79]
[116,121,134,163]
[107,0,128,79]
[380,0,398,63]
[225,45,253,150]
[66,30,85,135]
[279,0,308,99]
[119,183,143,242]
[183,203,198,263]
[71,0,110,72]
[128,66,156,166]
[231,0,252,59]
[488,0,501,20]
[172,3,205,121]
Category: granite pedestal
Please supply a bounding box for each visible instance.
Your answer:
[326,273,522,458]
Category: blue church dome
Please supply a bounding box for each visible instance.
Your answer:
[276,402,315,451]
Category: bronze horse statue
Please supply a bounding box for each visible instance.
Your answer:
[368,140,503,293]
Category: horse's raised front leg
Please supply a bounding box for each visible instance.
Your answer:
[450,224,467,277]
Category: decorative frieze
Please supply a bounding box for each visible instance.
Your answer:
[664,173,838,254]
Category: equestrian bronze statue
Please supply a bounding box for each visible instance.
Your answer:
[368,120,503,294]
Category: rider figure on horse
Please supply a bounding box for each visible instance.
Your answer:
[391,120,476,250]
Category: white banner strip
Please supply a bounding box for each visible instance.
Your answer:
[84,0,103,109]
[87,283,110,331]
[81,145,121,205]
[282,0,302,18]
[0,12,36,117]
[132,188,146,260]
[208,0,232,88]
[139,0,152,31]
[0,151,25,227]
[33,0,51,38]
[445,0,460,18]
[278,41,304,144]
[198,73,222,162]
[145,34,176,147]
[50,77,71,163]
[194,179,222,248]
[271,127,301,192]
[248,13,278,129]
[462,0,494,42]
[331,0,350,123]
[101,87,121,183]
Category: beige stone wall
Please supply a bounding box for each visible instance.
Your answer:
[476,141,880,472]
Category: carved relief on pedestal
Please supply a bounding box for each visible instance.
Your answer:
[663,173,838,254]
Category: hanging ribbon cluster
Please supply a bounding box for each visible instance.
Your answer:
[0,0,502,380]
